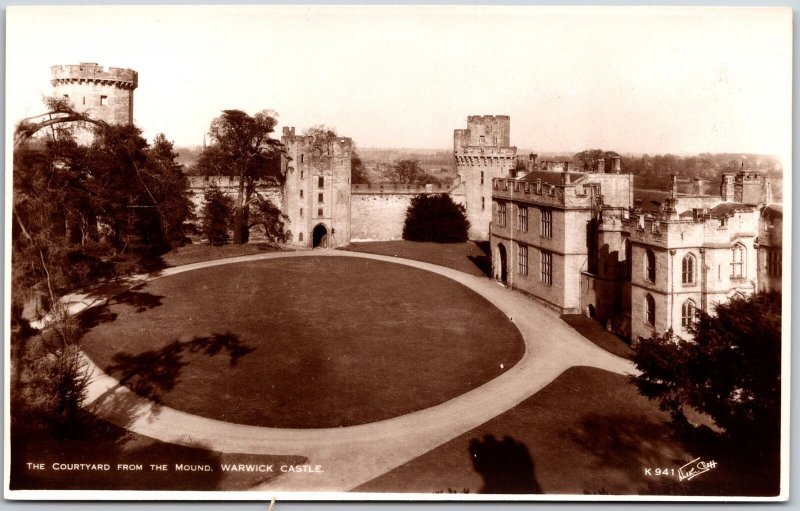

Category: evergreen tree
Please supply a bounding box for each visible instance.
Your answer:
[402,194,469,243]
[201,184,233,245]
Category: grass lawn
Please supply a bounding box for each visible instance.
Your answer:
[10,414,302,491]
[80,256,524,428]
[340,240,491,278]
[160,241,286,268]
[560,314,634,360]
[356,366,779,496]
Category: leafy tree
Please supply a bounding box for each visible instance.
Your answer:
[200,184,233,245]
[402,194,469,243]
[573,149,620,171]
[249,196,287,243]
[633,292,781,448]
[351,148,369,184]
[196,109,284,244]
[388,159,440,185]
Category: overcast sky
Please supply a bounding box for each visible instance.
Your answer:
[6,5,792,158]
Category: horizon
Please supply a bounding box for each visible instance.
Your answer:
[7,6,792,163]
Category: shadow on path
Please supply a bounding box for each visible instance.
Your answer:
[468,434,542,494]
[467,241,492,278]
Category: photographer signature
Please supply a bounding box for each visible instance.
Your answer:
[678,457,718,482]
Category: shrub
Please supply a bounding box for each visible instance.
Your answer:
[402,194,469,243]
[201,184,233,245]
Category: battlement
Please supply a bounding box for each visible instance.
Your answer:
[492,177,598,209]
[51,63,138,89]
[351,183,448,195]
[466,115,510,123]
[281,126,353,155]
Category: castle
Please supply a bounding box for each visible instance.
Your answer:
[54,63,783,343]
[50,62,138,143]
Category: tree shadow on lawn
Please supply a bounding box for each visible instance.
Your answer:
[90,332,256,425]
[78,284,166,330]
[469,434,542,494]
[569,412,781,496]
[467,240,492,278]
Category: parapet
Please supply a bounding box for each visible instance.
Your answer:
[467,115,510,123]
[51,63,138,89]
[351,183,448,195]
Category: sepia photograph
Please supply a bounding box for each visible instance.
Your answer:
[3,5,792,501]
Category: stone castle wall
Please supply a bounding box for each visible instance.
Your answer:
[349,183,456,241]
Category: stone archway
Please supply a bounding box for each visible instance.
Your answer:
[312,223,329,248]
[497,243,508,284]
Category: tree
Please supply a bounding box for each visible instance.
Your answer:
[351,148,369,184]
[197,109,284,244]
[388,159,440,185]
[249,196,287,243]
[200,184,233,245]
[402,194,469,243]
[573,149,620,171]
[632,292,781,447]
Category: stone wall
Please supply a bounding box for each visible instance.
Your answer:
[349,183,458,241]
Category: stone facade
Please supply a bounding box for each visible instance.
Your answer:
[51,62,138,143]
[454,115,518,240]
[280,127,354,248]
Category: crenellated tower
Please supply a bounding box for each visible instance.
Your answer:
[281,127,353,248]
[51,62,138,143]
[454,115,517,239]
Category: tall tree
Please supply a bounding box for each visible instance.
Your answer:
[198,109,284,244]
[633,292,781,448]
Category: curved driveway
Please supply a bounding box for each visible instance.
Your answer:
[68,249,636,492]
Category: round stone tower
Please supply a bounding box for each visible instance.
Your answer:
[50,62,138,134]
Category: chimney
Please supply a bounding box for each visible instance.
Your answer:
[612,156,622,173]
[596,159,605,173]
[694,178,705,196]
[670,174,679,199]
[721,173,735,202]
[562,171,571,184]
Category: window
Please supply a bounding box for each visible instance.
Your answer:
[540,209,552,238]
[300,170,304,179]
[300,208,303,217]
[317,208,323,217]
[480,171,484,185]
[100,95,108,106]
[318,193,324,204]
[497,202,507,227]
[645,294,655,326]
[720,216,728,227]
[767,249,782,277]
[645,248,656,282]
[682,253,696,284]
[681,299,696,328]
[300,189,304,198]
[481,197,485,211]
[299,232,304,242]
[731,243,745,278]
[479,135,485,144]
[82,97,85,105]
[63,94,69,99]
[518,206,528,233]
[318,176,324,188]
[540,250,552,285]
[518,244,528,276]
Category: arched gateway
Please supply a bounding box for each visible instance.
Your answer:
[312,223,329,248]
[496,243,508,284]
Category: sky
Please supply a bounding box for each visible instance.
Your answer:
[6,5,793,158]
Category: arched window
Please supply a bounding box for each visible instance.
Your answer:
[644,248,656,282]
[645,293,655,326]
[682,253,696,284]
[681,299,696,327]
[299,232,304,242]
[731,243,745,278]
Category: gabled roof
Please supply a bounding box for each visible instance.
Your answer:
[709,202,754,217]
